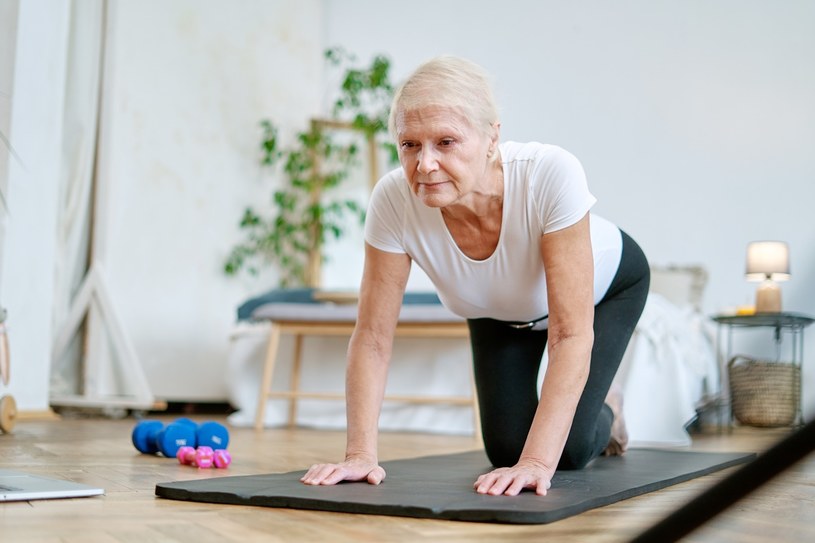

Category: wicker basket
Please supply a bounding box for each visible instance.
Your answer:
[728,355,800,427]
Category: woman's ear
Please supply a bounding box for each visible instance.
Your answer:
[490,122,501,148]
[488,122,501,156]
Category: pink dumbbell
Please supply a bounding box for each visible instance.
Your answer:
[176,445,196,465]
[176,445,231,469]
[195,446,215,468]
[213,449,231,469]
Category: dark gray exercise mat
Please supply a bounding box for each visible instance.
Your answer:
[155,449,754,524]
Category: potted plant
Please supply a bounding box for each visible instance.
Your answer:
[224,48,396,288]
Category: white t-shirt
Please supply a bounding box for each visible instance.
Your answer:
[365,141,623,324]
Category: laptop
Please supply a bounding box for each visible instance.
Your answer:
[0,469,105,502]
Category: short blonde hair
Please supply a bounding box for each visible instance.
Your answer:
[389,56,500,139]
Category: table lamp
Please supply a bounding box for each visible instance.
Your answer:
[745,241,790,313]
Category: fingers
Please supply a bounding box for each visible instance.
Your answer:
[535,478,552,496]
[367,466,386,485]
[300,462,386,486]
[506,477,529,497]
[474,469,516,496]
[474,468,551,496]
[300,463,342,485]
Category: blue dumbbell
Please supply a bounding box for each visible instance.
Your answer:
[173,418,230,451]
[131,420,197,458]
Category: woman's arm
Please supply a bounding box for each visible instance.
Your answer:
[474,213,594,496]
[301,243,411,486]
[346,243,412,463]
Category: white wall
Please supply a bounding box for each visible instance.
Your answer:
[324,0,815,416]
[97,0,324,400]
[0,0,70,410]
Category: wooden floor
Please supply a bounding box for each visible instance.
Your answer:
[1,415,812,542]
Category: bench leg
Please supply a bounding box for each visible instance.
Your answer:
[288,334,304,428]
[255,323,282,431]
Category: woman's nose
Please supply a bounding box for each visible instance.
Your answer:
[416,147,438,174]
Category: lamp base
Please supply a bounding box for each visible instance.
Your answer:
[755,280,782,313]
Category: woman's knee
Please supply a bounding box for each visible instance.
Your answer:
[558,429,604,470]
[558,445,595,470]
[482,432,525,468]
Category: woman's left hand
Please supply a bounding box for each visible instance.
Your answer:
[473,458,554,496]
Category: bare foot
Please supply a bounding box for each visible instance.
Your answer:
[603,385,628,456]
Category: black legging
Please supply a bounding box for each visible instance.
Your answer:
[467,230,649,470]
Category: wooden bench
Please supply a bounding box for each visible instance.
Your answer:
[251,302,479,434]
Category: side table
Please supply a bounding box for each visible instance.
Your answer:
[712,312,814,428]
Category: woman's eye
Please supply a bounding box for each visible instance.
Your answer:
[400,141,417,150]
[439,139,454,147]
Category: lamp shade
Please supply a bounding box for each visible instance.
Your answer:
[745,241,790,282]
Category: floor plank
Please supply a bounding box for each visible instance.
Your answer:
[0,417,810,542]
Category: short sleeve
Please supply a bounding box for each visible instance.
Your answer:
[530,146,596,234]
[364,170,408,254]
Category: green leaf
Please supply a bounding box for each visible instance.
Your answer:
[226,47,395,287]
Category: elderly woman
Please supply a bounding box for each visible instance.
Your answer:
[301,56,649,497]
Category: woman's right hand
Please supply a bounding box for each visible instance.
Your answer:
[300,455,386,486]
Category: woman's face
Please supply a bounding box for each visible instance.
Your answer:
[395,105,496,209]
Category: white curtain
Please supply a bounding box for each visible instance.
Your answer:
[50,0,105,397]
[0,0,20,288]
